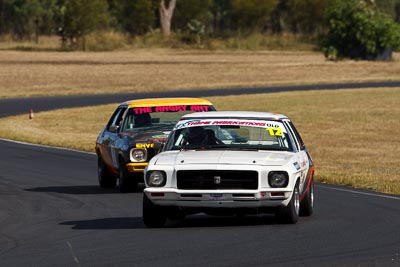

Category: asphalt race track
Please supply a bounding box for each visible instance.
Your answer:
[1,81,400,118]
[0,139,399,267]
[0,83,400,266]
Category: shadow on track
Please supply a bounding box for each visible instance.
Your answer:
[59,214,278,230]
[60,217,145,229]
[173,214,278,228]
[25,185,122,195]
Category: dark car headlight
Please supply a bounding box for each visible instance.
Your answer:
[146,171,166,187]
[130,148,147,162]
[268,171,289,188]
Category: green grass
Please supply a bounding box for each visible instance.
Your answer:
[0,88,399,195]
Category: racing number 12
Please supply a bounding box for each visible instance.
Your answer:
[267,127,283,136]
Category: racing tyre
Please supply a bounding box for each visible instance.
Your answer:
[142,194,167,227]
[119,160,139,193]
[276,182,300,224]
[98,156,117,189]
[300,179,314,216]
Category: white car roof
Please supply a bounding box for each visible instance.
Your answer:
[181,111,289,121]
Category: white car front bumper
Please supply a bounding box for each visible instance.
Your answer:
[144,188,293,208]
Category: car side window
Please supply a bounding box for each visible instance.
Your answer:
[120,109,136,132]
[287,121,305,150]
[282,120,299,152]
[107,106,127,131]
[285,120,305,151]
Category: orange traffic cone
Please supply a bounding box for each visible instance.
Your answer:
[29,109,34,119]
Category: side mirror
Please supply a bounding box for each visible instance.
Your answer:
[109,125,119,133]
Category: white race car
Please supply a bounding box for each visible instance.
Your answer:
[143,111,315,227]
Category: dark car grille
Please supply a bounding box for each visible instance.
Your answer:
[147,148,156,160]
[177,170,258,190]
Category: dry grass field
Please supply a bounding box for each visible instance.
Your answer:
[0,49,400,98]
[0,50,399,194]
[0,88,399,195]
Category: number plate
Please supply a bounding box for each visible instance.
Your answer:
[207,193,225,200]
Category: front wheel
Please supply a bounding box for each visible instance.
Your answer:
[142,194,167,228]
[300,179,314,216]
[276,182,300,224]
[119,161,139,193]
[98,156,117,189]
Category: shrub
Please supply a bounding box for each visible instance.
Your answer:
[84,31,128,51]
[322,0,400,60]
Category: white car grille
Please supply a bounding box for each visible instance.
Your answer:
[176,170,258,190]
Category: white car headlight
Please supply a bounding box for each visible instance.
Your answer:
[130,148,147,162]
[268,171,289,188]
[146,171,166,187]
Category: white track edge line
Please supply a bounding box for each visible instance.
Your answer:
[316,184,400,200]
[0,138,96,155]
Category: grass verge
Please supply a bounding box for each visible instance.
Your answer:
[0,49,399,98]
[0,88,399,195]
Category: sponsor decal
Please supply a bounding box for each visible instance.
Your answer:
[152,134,169,139]
[133,107,152,114]
[266,127,283,136]
[136,143,155,148]
[175,119,205,129]
[211,120,269,127]
[175,119,286,132]
[132,105,210,114]
[154,105,187,112]
[189,105,210,112]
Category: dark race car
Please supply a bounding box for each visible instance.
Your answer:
[95,98,216,192]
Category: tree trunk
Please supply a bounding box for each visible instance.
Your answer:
[364,0,375,6]
[159,0,176,38]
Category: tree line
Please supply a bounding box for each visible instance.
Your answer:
[1,0,400,59]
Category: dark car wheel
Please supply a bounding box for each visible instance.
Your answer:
[119,161,139,193]
[300,179,314,216]
[142,194,167,228]
[98,156,117,189]
[276,181,300,224]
